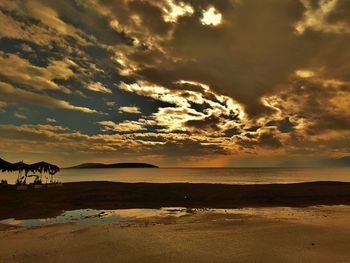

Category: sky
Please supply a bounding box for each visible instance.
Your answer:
[0,0,349,167]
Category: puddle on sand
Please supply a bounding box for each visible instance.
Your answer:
[2,206,349,228]
[0,207,191,227]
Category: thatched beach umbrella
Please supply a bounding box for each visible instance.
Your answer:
[0,158,13,172]
[13,161,34,173]
[12,161,35,183]
[0,158,60,184]
[30,161,60,182]
[31,161,60,175]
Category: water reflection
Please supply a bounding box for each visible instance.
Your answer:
[1,205,349,228]
[0,207,190,227]
[2,167,350,185]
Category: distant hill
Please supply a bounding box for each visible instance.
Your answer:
[67,162,158,169]
[280,156,350,167]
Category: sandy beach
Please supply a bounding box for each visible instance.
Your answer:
[1,205,350,263]
[1,181,350,219]
[1,181,350,262]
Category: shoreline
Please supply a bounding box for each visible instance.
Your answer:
[1,181,350,220]
[2,205,350,262]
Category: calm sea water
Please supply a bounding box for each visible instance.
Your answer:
[1,167,350,184]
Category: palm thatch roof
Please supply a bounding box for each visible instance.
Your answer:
[12,161,34,174]
[0,158,60,175]
[30,161,60,175]
[0,158,14,172]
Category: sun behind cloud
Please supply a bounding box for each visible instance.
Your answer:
[201,7,222,26]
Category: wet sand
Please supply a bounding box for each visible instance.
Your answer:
[1,182,350,262]
[1,181,350,219]
[1,206,350,262]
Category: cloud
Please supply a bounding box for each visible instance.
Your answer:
[102,0,307,119]
[87,82,112,94]
[0,81,99,114]
[46,118,57,123]
[102,0,350,154]
[0,7,55,45]
[263,75,350,133]
[258,73,350,156]
[1,0,349,165]
[118,106,141,114]
[14,112,28,120]
[0,0,86,45]
[119,81,244,134]
[0,123,233,166]
[24,1,85,42]
[0,101,7,112]
[96,0,347,124]
[296,0,350,34]
[97,120,145,132]
[0,52,73,93]
[34,0,134,46]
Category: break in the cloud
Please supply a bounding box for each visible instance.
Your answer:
[0,0,349,166]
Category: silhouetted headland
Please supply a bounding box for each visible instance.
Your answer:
[67,162,158,169]
[1,181,350,219]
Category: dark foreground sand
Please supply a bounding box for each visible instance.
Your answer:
[1,181,350,262]
[1,181,350,219]
[1,206,350,263]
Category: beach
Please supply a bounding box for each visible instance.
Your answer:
[1,181,350,262]
[1,205,350,262]
[1,181,350,219]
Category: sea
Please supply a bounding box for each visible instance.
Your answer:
[1,167,350,185]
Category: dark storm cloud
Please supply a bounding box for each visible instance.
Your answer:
[266,118,295,133]
[236,129,283,150]
[278,76,350,133]
[326,1,350,24]
[128,0,308,117]
[105,0,350,127]
[184,115,222,132]
[127,1,172,35]
[98,0,174,36]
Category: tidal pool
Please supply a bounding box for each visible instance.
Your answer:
[0,207,191,227]
[1,205,349,228]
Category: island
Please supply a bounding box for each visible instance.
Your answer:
[66,162,158,169]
